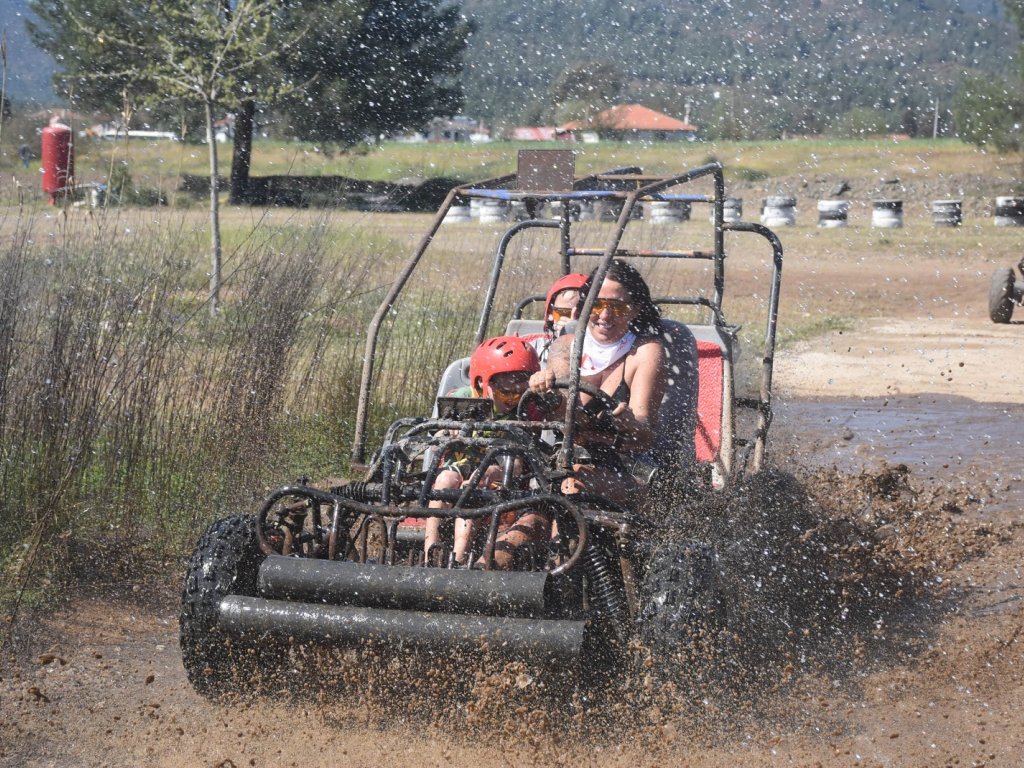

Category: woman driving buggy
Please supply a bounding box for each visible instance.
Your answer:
[528,258,667,504]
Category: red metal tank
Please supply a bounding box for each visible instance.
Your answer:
[41,120,74,203]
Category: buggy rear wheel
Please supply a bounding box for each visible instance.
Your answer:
[637,540,719,656]
[989,267,1016,323]
[179,514,268,700]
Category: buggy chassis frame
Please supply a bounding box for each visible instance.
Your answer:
[179,158,788,695]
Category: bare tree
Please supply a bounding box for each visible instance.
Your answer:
[51,0,284,315]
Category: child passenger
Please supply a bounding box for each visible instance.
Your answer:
[519,273,588,364]
[423,336,541,566]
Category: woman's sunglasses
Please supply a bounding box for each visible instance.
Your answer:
[588,298,633,319]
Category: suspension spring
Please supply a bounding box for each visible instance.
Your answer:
[331,481,384,503]
[584,542,627,623]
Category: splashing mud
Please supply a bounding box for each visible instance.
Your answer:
[0,461,1017,767]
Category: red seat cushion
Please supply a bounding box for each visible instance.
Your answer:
[695,340,723,462]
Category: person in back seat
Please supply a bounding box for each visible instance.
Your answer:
[519,273,587,364]
[423,336,540,566]
[527,259,667,506]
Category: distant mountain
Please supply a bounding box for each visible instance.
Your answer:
[2,0,1018,138]
[458,0,1020,134]
[1,0,54,102]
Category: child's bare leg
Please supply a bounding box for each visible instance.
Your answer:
[452,518,476,564]
[491,512,551,570]
[423,469,463,560]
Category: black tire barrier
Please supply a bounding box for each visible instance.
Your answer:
[994,196,1024,227]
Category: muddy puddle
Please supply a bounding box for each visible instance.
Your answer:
[2,395,1023,767]
[774,394,1024,516]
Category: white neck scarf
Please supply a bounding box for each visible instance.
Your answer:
[579,328,636,376]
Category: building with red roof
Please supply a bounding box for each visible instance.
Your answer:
[560,104,697,142]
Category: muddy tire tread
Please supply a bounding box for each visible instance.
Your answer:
[989,267,1016,324]
[637,540,716,653]
[179,514,264,700]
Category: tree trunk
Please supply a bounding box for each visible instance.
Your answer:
[229,99,254,204]
[204,98,222,317]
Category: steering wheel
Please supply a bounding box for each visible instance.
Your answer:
[516,378,622,431]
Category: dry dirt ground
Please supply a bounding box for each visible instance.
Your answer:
[1,214,1022,767]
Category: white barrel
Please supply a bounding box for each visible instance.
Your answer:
[647,200,690,224]
[817,199,849,228]
[469,198,484,218]
[548,200,582,222]
[722,197,742,223]
[442,204,471,224]
[477,199,509,223]
[931,199,962,227]
[575,201,597,220]
[993,196,1024,227]
[761,196,796,227]
[871,199,903,229]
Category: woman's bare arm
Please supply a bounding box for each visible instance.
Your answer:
[612,340,666,452]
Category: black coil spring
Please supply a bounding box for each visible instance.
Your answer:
[331,481,384,503]
[584,542,627,623]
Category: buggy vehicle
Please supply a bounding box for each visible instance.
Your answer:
[989,257,1024,323]
[179,152,784,699]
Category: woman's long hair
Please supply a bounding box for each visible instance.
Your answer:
[580,259,663,337]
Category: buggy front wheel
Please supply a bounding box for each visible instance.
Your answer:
[179,514,268,700]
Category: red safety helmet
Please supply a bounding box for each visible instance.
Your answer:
[543,273,588,330]
[469,336,541,395]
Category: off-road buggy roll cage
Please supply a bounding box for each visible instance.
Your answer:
[179,153,785,698]
[351,155,783,475]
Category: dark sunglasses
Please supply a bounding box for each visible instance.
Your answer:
[550,305,576,323]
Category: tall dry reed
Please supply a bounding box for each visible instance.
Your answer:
[0,211,400,627]
[0,207,564,635]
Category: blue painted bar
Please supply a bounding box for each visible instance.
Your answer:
[463,189,714,203]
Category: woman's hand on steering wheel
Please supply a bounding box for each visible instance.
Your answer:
[517,377,624,431]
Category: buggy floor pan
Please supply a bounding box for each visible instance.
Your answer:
[219,595,587,660]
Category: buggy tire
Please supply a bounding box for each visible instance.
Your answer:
[637,540,718,655]
[179,514,266,700]
[989,267,1016,323]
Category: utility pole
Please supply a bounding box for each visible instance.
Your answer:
[933,98,940,139]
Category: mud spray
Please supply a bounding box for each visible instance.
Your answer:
[185,459,1012,765]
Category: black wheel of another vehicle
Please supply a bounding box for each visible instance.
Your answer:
[989,267,1016,324]
[179,514,266,700]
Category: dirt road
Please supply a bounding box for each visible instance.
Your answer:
[2,217,1023,767]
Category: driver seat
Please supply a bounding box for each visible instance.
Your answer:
[636,319,699,477]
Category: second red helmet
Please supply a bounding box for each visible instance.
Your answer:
[543,272,588,330]
[469,336,541,394]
